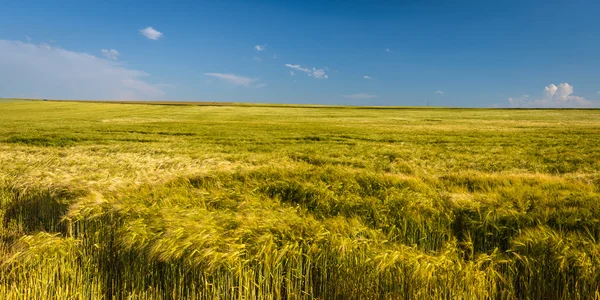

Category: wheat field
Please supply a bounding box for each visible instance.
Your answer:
[1,99,600,299]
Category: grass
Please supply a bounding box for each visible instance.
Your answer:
[1,99,600,299]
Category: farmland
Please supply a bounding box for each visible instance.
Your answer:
[1,99,600,299]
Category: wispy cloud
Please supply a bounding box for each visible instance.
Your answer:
[203,73,259,87]
[343,93,377,99]
[252,56,263,62]
[255,83,267,88]
[289,71,295,76]
[25,36,31,42]
[508,83,593,108]
[284,64,328,79]
[434,90,444,95]
[254,44,266,51]
[364,75,372,79]
[0,40,169,100]
[140,27,163,40]
[285,64,309,73]
[507,95,530,107]
[386,48,393,53]
[101,49,120,60]
[312,69,327,79]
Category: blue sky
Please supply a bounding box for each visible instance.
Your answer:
[1,0,599,107]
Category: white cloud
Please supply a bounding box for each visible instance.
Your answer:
[386,48,392,52]
[290,71,295,76]
[255,44,266,51]
[140,27,163,40]
[508,83,593,108]
[343,93,377,99]
[101,49,119,60]
[203,73,259,87]
[508,95,530,107]
[25,36,31,42]
[284,64,328,79]
[434,90,444,95]
[0,40,168,100]
[311,68,327,79]
[364,75,372,79]
[285,64,309,73]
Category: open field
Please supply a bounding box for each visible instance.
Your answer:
[1,99,600,299]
